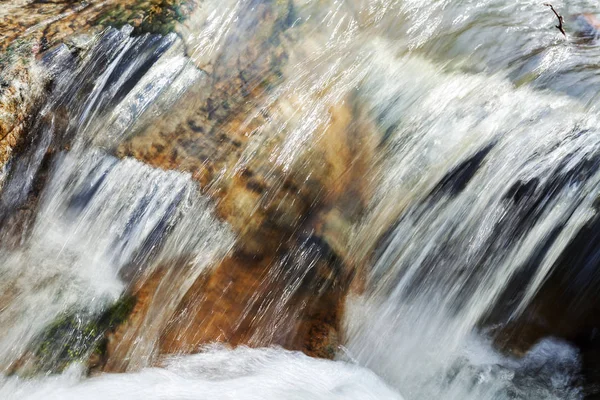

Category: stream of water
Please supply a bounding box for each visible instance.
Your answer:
[3,0,600,399]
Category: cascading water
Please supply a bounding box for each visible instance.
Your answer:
[343,52,595,399]
[3,0,600,399]
[0,25,233,374]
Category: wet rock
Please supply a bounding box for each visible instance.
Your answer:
[1,0,378,374]
[117,0,292,257]
[94,0,198,36]
[159,245,344,358]
[0,0,195,176]
[486,210,600,395]
[8,296,136,376]
[0,0,196,51]
[104,104,374,365]
[0,41,48,171]
[0,0,198,175]
[105,0,379,366]
[120,90,375,258]
[100,258,201,373]
[101,238,348,372]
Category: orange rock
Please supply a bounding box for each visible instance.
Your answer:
[0,54,47,170]
[108,86,378,367]
[92,0,379,370]
[101,242,348,372]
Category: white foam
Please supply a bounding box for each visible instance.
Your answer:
[0,149,233,368]
[0,347,403,400]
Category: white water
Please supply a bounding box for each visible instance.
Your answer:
[342,48,600,400]
[3,0,600,398]
[0,26,233,373]
[0,347,402,400]
[0,149,233,367]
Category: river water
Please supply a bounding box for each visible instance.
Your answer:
[2,0,600,399]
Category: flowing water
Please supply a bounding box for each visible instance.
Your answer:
[2,0,600,399]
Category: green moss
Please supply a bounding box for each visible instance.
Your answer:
[0,39,33,72]
[29,294,136,374]
[324,344,336,358]
[94,0,197,36]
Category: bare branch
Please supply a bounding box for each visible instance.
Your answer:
[544,3,566,36]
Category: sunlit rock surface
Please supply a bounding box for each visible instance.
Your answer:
[0,0,196,172]
[0,42,47,171]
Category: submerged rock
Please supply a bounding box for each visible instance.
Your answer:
[0,0,196,51]
[576,14,600,39]
[101,240,347,372]
[0,0,380,378]
[97,0,378,368]
[8,296,136,376]
[485,194,600,395]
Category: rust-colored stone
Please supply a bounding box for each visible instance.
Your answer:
[0,54,48,170]
[1,0,380,373]
[102,241,348,372]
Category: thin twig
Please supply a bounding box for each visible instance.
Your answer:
[544,3,566,36]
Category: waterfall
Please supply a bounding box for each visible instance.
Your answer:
[344,51,594,400]
[3,0,600,399]
[0,26,233,373]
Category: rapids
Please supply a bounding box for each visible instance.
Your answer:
[2,0,600,399]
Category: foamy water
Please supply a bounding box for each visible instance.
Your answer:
[0,347,403,400]
[2,0,600,398]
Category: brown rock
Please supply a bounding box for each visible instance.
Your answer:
[0,0,197,51]
[102,240,348,372]
[0,0,381,372]
[107,14,379,362]
[0,52,48,170]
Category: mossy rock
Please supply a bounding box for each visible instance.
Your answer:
[0,39,34,72]
[95,0,197,36]
[26,295,136,374]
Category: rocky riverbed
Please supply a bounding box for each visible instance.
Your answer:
[4,1,600,399]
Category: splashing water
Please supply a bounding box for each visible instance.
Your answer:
[0,346,402,400]
[3,0,600,399]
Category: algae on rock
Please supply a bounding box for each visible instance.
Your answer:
[10,295,136,375]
